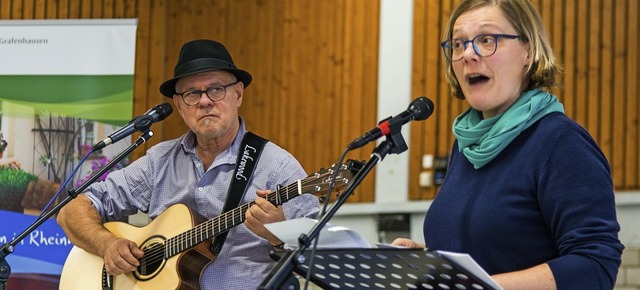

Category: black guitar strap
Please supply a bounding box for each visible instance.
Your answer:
[211,131,268,255]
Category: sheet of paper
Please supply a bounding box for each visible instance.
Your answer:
[265,218,372,249]
[437,250,504,290]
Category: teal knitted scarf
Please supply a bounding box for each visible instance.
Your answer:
[453,88,565,169]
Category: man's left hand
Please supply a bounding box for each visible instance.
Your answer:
[245,190,285,246]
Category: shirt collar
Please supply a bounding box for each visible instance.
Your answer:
[179,117,247,166]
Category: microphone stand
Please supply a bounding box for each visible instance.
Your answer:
[258,120,407,290]
[0,130,153,290]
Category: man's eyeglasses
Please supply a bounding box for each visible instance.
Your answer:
[176,81,238,106]
[440,34,521,62]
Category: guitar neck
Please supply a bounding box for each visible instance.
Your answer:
[164,181,303,258]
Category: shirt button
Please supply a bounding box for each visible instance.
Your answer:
[196,163,201,168]
[198,187,203,192]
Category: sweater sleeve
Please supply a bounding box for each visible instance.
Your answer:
[538,127,624,290]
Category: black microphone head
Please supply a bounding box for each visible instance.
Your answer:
[136,103,174,129]
[154,102,174,121]
[408,97,434,121]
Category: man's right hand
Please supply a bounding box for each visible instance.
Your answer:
[103,238,145,275]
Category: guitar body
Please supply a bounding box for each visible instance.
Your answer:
[60,204,215,290]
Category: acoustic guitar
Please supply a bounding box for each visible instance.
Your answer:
[59,160,362,290]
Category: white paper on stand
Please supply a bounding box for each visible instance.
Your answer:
[265,218,372,249]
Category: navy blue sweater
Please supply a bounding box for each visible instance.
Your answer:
[424,112,623,290]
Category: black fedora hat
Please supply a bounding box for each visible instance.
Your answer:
[159,39,253,98]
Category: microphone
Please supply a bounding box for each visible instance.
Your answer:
[347,96,434,150]
[92,102,173,151]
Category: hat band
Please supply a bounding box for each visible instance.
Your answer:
[174,58,237,77]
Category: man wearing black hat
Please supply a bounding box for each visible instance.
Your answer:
[58,39,320,289]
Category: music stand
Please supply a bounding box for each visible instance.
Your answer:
[270,248,500,290]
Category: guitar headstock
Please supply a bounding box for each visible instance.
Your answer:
[301,159,364,197]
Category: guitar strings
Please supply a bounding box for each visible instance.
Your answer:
[136,171,339,267]
[138,181,299,267]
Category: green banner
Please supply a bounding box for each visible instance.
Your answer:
[0,75,133,125]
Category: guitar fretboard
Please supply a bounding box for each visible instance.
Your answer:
[161,167,346,258]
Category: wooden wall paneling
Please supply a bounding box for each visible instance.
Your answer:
[51,0,62,17]
[305,0,336,175]
[103,0,114,17]
[445,0,464,150]
[539,0,552,30]
[408,0,427,200]
[148,0,170,148]
[131,0,166,160]
[340,0,369,202]
[23,0,35,19]
[612,0,627,188]
[272,0,294,156]
[436,0,450,200]
[342,0,379,202]
[0,1,8,18]
[114,0,124,17]
[360,0,380,202]
[340,0,361,160]
[159,1,201,141]
[298,1,327,172]
[27,0,39,19]
[68,0,81,18]
[131,0,152,157]
[80,0,91,17]
[562,0,575,119]
[550,0,564,99]
[263,0,281,147]
[300,0,324,169]
[143,0,170,138]
[427,0,447,200]
[265,0,295,167]
[436,0,457,196]
[447,0,467,195]
[409,0,462,200]
[627,0,640,188]
[600,0,613,163]
[267,0,287,146]
[36,0,48,19]
[285,0,305,156]
[574,0,588,127]
[276,0,305,159]
[11,0,22,19]
[232,0,277,144]
[587,0,602,142]
[337,0,355,165]
[124,0,136,17]
[91,0,106,18]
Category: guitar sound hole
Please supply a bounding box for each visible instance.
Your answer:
[135,238,166,280]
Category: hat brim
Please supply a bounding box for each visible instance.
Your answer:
[160,64,252,98]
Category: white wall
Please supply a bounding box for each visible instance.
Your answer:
[329,0,640,250]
